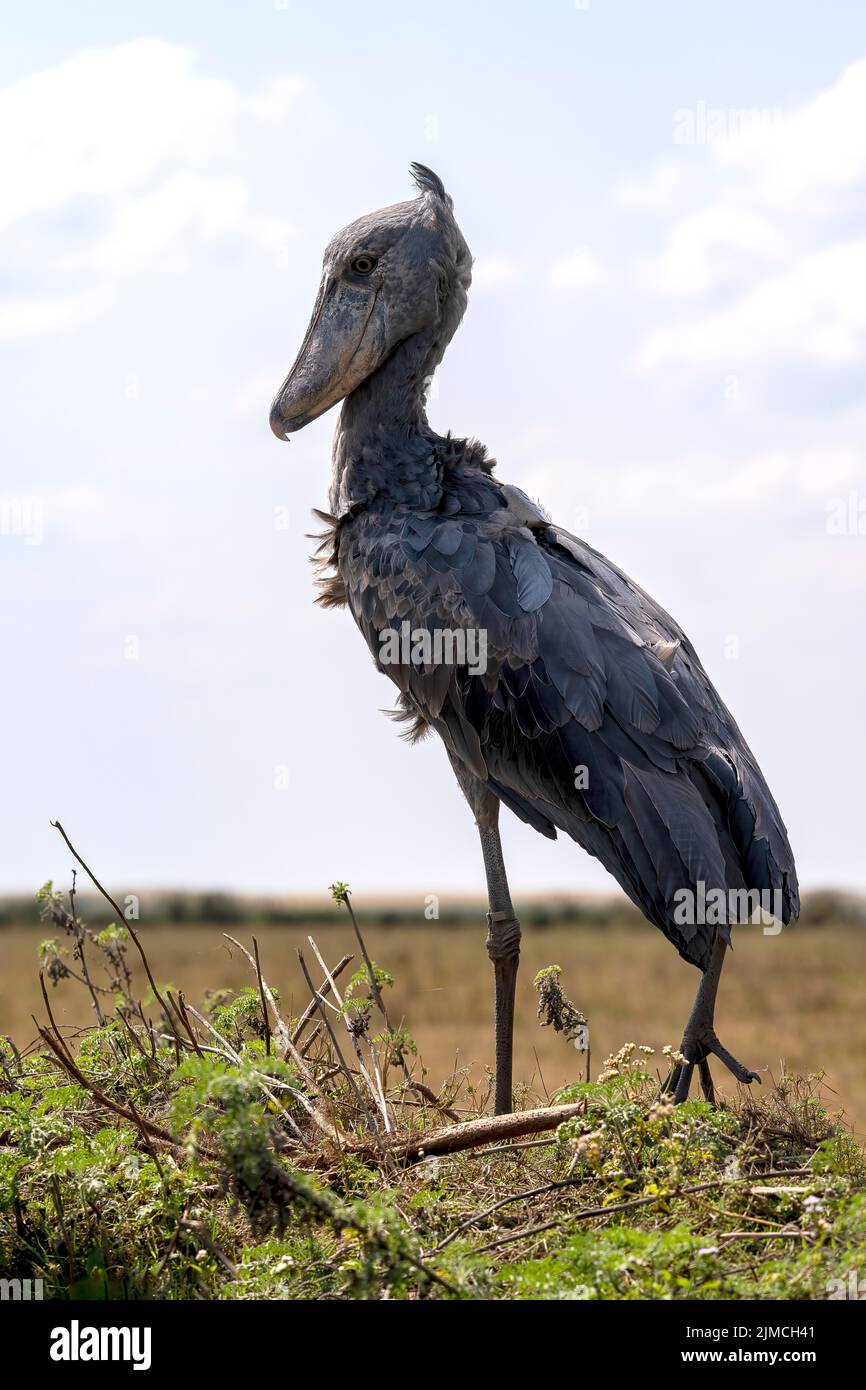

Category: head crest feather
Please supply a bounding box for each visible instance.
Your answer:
[409,162,452,208]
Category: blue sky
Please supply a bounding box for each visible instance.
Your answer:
[2,1,865,899]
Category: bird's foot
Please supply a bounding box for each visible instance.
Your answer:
[661,1031,761,1105]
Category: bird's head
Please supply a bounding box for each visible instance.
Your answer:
[269,164,471,439]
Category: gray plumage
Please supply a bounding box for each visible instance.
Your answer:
[270,165,799,1108]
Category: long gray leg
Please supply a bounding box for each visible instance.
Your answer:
[663,934,761,1104]
[478,822,521,1115]
[447,757,521,1115]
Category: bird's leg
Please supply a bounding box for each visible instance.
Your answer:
[446,756,521,1115]
[662,934,761,1104]
[478,821,521,1116]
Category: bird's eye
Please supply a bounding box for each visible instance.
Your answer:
[351,254,378,275]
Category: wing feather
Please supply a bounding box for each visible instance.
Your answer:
[337,488,799,969]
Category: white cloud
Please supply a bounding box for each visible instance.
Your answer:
[0,40,306,339]
[614,161,692,213]
[715,57,866,206]
[638,239,866,371]
[642,205,785,297]
[91,174,291,275]
[511,425,862,528]
[0,40,237,230]
[547,247,608,293]
[471,254,522,291]
[633,59,866,379]
[99,175,249,274]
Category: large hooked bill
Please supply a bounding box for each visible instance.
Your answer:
[269,278,386,439]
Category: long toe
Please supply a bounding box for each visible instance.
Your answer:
[706,1036,762,1086]
[698,1058,716,1104]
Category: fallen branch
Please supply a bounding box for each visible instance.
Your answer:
[353,1100,587,1162]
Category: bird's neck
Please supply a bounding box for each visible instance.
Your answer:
[329,326,447,515]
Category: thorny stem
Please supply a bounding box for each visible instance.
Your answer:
[342,889,412,1086]
[290,954,354,1044]
[252,937,271,1057]
[68,868,106,1027]
[221,934,342,1148]
[50,820,175,1036]
[296,949,375,1130]
[307,935,391,1133]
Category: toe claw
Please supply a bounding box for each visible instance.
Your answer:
[672,1033,762,1093]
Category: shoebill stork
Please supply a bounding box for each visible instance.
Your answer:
[269,165,799,1114]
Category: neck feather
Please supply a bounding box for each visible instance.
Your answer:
[329,325,449,514]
